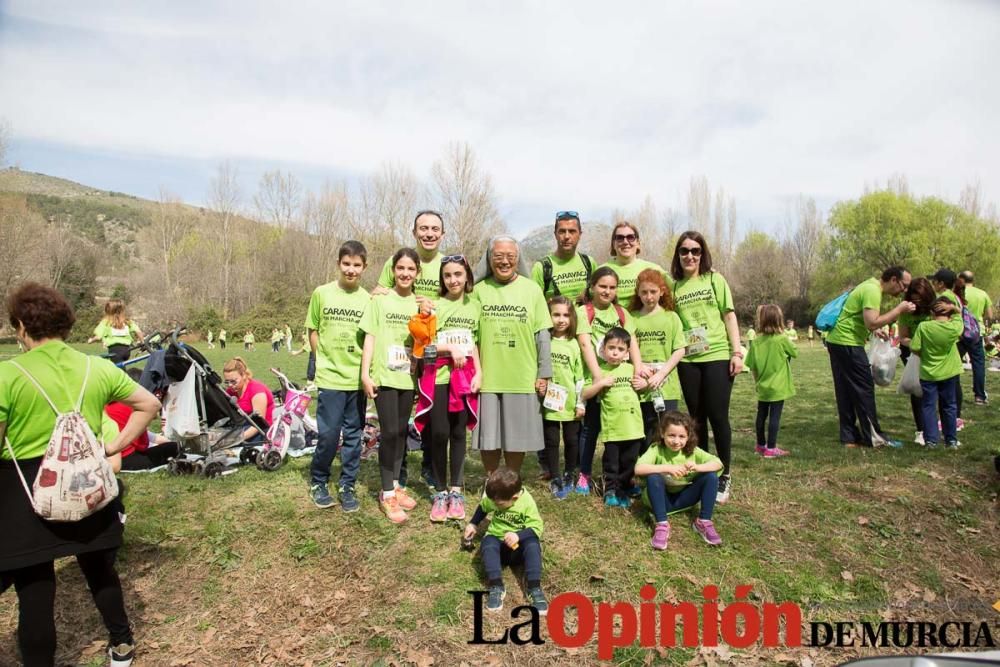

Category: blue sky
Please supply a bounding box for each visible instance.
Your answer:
[2,1,998,237]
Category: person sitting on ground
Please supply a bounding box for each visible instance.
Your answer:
[223,357,274,443]
[106,368,181,471]
[463,467,548,616]
[635,411,724,551]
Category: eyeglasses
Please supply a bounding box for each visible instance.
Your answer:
[492,253,518,262]
[679,246,702,257]
[614,233,638,244]
[223,379,239,387]
[442,254,466,263]
[555,210,579,220]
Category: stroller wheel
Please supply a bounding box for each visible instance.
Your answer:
[192,460,205,476]
[204,461,225,478]
[258,448,282,471]
[167,459,182,476]
[239,447,258,465]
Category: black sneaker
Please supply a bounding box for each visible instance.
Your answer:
[109,642,135,667]
[716,475,731,504]
[311,483,335,509]
[486,585,505,612]
[339,486,360,512]
[527,587,549,616]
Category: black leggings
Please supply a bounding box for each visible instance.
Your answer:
[120,442,181,471]
[542,419,580,479]
[677,360,733,475]
[755,400,784,447]
[375,388,414,492]
[429,384,467,490]
[1,549,131,667]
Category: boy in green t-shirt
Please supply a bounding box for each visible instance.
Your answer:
[305,241,371,511]
[910,298,963,449]
[463,467,548,615]
[581,327,645,508]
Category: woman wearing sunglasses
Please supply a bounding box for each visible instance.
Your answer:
[601,222,670,305]
[669,231,742,505]
[223,357,274,443]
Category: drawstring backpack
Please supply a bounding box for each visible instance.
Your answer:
[3,357,119,522]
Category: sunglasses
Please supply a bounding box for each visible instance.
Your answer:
[556,210,579,220]
[679,246,702,257]
[442,254,466,264]
[614,233,638,243]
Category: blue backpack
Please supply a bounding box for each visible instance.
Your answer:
[960,306,981,346]
[816,289,852,332]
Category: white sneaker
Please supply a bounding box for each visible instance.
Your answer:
[914,431,925,446]
[109,642,135,667]
[716,475,731,504]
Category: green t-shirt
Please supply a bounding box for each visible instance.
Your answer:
[585,360,643,442]
[433,295,480,385]
[600,258,669,306]
[785,328,798,341]
[305,281,370,390]
[531,254,590,301]
[745,333,798,402]
[271,330,283,343]
[219,330,227,341]
[545,336,585,421]
[377,252,443,299]
[637,444,723,495]
[477,488,544,539]
[746,328,756,342]
[0,341,137,460]
[964,285,991,329]
[939,288,961,309]
[672,272,735,363]
[897,311,929,341]
[207,331,214,342]
[244,333,255,344]
[359,291,418,390]
[911,315,963,381]
[576,303,636,358]
[631,308,685,402]
[827,278,882,347]
[474,276,552,394]
[93,319,139,348]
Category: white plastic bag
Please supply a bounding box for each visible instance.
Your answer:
[897,355,922,397]
[163,365,201,440]
[868,338,900,387]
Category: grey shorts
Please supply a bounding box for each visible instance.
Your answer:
[472,392,544,452]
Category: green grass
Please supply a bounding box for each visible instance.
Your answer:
[0,342,998,666]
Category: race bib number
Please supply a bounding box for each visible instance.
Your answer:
[110,326,130,337]
[387,345,410,372]
[437,328,474,356]
[543,383,569,412]
[684,327,709,356]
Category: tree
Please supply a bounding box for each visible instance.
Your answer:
[253,170,302,230]
[729,231,790,322]
[353,162,419,263]
[0,195,46,296]
[207,162,242,318]
[431,142,506,263]
[783,196,825,300]
[145,188,194,294]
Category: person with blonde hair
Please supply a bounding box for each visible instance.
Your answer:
[87,299,144,364]
[222,357,274,443]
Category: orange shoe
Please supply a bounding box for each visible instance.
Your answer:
[394,486,417,511]
[380,493,407,523]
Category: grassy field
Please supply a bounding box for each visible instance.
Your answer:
[0,341,997,666]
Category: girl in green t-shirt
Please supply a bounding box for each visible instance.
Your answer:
[361,248,421,524]
[542,296,585,500]
[746,305,798,458]
[897,277,936,444]
[628,268,686,452]
[87,298,144,364]
[634,411,723,550]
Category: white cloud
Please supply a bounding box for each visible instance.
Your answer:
[2,0,998,234]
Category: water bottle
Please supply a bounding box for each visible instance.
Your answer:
[652,388,666,413]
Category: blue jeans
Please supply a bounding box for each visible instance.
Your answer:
[645,470,718,522]
[920,376,958,445]
[310,388,365,488]
[480,531,542,585]
[958,338,987,402]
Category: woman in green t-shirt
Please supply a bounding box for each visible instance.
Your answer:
[669,231,742,505]
[897,277,936,444]
[361,248,421,524]
[86,298,144,364]
[0,283,160,666]
[600,221,668,305]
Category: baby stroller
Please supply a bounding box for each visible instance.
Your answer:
[148,328,271,477]
[261,368,319,467]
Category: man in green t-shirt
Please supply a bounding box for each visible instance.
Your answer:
[958,270,992,405]
[375,210,445,302]
[530,211,593,301]
[305,240,371,512]
[826,266,914,448]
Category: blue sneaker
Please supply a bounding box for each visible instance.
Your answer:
[944,440,961,450]
[486,585,505,612]
[626,485,643,498]
[527,587,549,616]
[338,486,360,513]
[550,478,571,501]
[604,492,619,507]
[311,483,334,509]
[617,494,632,509]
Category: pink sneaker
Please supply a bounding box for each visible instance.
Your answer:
[446,492,466,520]
[430,492,448,523]
[693,519,722,546]
[754,445,767,455]
[650,522,670,550]
[762,447,790,458]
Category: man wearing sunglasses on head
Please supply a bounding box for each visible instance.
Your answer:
[375,210,447,307]
[531,211,594,302]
